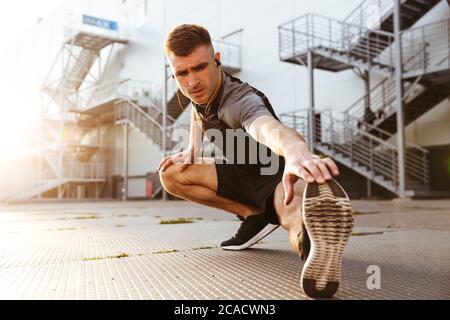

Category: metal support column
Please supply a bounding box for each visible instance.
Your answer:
[58,45,65,200]
[367,178,372,198]
[162,63,168,200]
[38,94,43,200]
[122,123,129,201]
[394,0,406,197]
[363,70,371,121]
[307,50,315,149]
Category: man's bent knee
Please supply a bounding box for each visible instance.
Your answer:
[159,165,184,195]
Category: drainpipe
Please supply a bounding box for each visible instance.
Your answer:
[394,0,406,197]
[307,49,315,149]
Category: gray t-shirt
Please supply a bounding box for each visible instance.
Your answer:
[196,71,275,131]
[193,71,284,177]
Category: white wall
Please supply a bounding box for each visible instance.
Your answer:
[2,0,450,198]
[404,99,450,147]
[161,0,363,116]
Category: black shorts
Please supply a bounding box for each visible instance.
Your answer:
[215,163,283,224]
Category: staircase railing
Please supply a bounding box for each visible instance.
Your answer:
[279,108,310,138]
[212,39,242,72]
[115,99,189,152]
[341,18,450,127]
[64,49,98,91]
[73,78,177,123]
[62,162,107,179]
[114,99,166,148]
[42,149,106,179]
[3,160,106,201]
[325,110,430,187]
[279,13,396,69]
[281,108,430,191]
[43,152,62,178]
[402,17,450,77]
[344,0,396,30]
[343,74,425,123]
[77,78,158,108]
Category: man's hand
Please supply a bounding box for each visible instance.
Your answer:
[283,149,340,206]
[157,149,194,173]
[246,115,340,206]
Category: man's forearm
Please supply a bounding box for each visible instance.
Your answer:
[277,127,310,158]
[188,109,203,154]
[250,116,311,159]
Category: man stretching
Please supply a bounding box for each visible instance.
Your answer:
[158,24,353,298]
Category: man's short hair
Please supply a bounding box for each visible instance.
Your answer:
[164,24,213,57]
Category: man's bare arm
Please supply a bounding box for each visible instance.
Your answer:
[247,115,340,205]
[247,115,309,157]
[188,107,203,156]
[158,108,204,172]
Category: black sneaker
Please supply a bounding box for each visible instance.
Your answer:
[298,222,311,262]
[220,214,279,250]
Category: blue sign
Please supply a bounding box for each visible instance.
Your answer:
[82,15,118,31]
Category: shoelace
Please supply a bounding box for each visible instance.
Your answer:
[231,216,247,239]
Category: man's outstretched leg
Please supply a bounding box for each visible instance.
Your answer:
[273,178,353,299]
[159,161,279,249]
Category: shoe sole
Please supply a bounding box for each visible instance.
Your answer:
[221,224,280,251]
[301,179,353,299]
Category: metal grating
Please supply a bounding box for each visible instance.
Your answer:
[0,204,449,299]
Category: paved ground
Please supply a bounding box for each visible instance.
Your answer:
[0,199,449,300]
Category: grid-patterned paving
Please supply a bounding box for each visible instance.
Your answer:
[0,202,449,300]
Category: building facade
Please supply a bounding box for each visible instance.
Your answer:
[0,0,449,201]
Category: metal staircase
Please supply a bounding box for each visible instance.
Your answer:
[279,13,397,75]
[114,98,170,150]
[344,0,441,32]
[280,109,430,195]
[343,17,450,136]
[64,48,98,91]
[22,12,130,201]
[7,12,241,201]
[278,1,449,196]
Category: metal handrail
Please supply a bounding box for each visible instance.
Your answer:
[279,13,396,71]
[62,162,107,179]
[344,0,400,30]
[212,39,241,70]
[280,13,394,37]
[343,71,425,125]
[282,108,430,189]
[72,78,177,125]
[114,99,181,150]
[115,98,163,130]
[401,17,450,76]
[324,110,429,185]
[279,12,448,82]
[341,17,450,129]
[342,114,429,154]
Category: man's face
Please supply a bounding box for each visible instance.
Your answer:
[168,45,221,105]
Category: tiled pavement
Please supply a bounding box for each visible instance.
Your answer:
[0,200,449,300]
